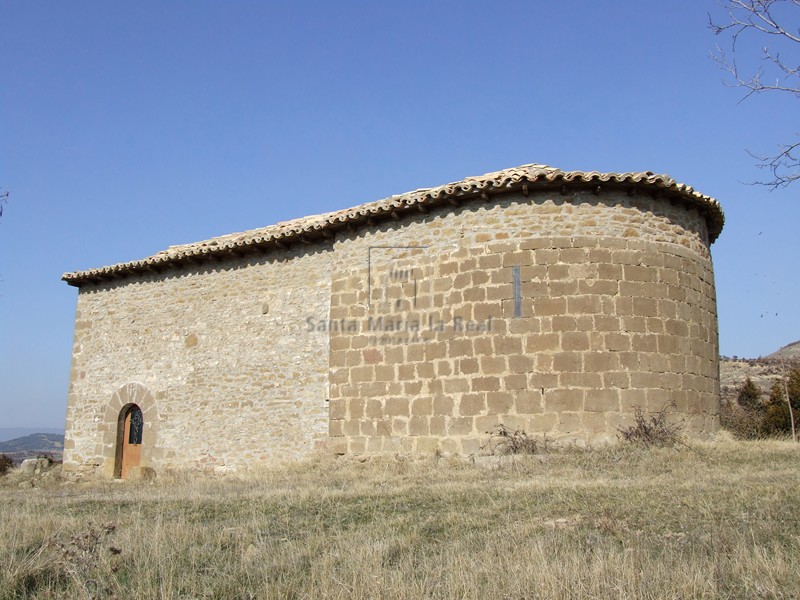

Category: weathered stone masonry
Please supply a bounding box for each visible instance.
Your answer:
[61,164,724,477]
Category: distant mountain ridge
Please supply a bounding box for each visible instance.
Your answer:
[0,433,64,464]
[0,427,64,443]
[720,338,800,405]
[766,340,800,361]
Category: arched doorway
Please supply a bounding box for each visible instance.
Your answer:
[114,404,143,479]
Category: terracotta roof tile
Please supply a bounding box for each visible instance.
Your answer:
[62,164,724,286]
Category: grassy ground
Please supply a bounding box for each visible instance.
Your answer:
[1,439,799,599]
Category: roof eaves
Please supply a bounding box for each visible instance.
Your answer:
[61,165,724,287]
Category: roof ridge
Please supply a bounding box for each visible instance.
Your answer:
[62,163,724,286]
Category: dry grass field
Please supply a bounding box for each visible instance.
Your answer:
[2,439,799,599]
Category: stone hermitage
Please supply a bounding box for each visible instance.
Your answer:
[60,164,724,478]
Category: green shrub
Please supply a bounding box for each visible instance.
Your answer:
[737,377,763,410]
[719,375,800,439]
[761,403,795,436]
[759,377,800,436]
[0,454,13,475]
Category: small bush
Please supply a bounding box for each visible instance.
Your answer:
[36,453,57,465]
[617,404,683,447]
[737,377,763,410]
[760,402,798,436]
[0,454,13,475]
[720,401,764,439]
[750,380,799,436]
[484,424,546,455]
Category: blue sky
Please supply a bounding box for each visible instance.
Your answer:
[1,1,797,429]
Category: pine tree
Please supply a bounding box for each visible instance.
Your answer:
[761,372,800,436]
[737,377,763,411]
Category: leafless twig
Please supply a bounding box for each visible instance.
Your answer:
[709,0,800,188]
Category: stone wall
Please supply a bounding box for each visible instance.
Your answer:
[63,245,332,477]
[327,191,718,453]
[62,187,721,476]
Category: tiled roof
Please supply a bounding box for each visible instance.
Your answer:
[62,164,724,286]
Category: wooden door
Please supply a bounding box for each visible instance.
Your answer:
[121,406,143,479]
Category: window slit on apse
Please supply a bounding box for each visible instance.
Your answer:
[512,265,522,319]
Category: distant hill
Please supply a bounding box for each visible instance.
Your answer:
[0,433,64,464]
[720,339,800,405]
[0,427,64,443]
[766,340,800,361]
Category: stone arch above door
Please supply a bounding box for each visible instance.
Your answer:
[101,383,159,476]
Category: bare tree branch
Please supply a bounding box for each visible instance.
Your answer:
[710,0,800,188]
[747,137,800,187]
